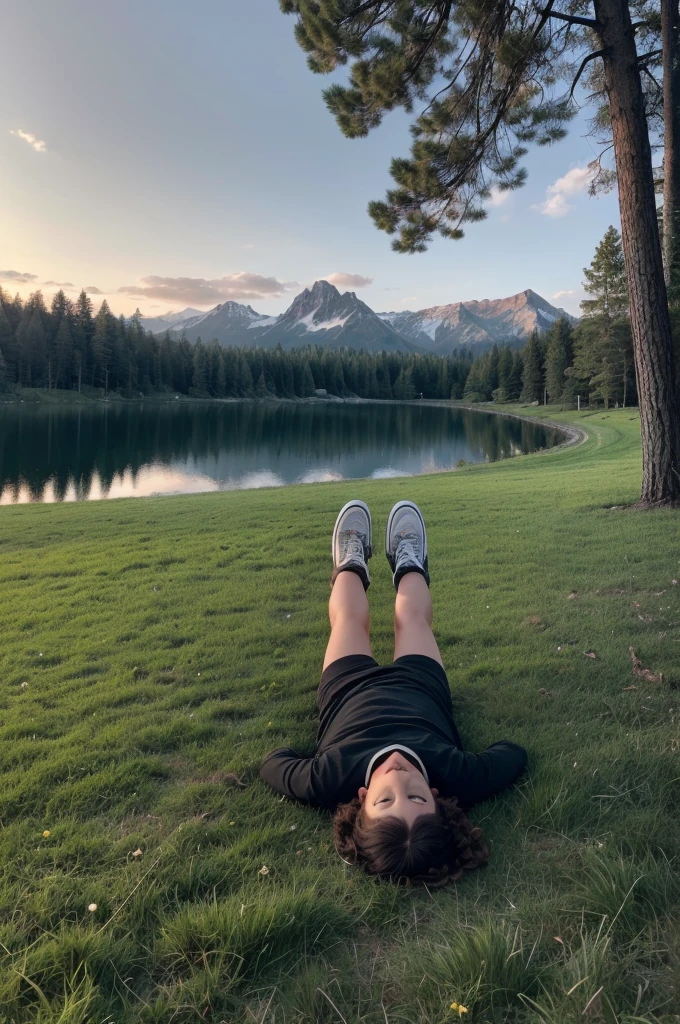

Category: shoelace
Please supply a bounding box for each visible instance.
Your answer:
[395,535,421,565]
[342,533,366,562]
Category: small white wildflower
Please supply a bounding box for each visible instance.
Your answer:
[259,864,270,876]
[131,848,143,858]
[20,681,28,690]
[88,903,98,912]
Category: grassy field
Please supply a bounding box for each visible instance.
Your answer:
[1,405,679,1024]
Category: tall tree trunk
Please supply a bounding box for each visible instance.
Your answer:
[594,0,680,504]
[622,356,627,408]
[663,0,680,299]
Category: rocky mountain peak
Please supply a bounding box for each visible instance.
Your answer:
[154,284,577,354]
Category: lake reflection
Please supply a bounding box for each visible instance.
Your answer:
[0,401,562,503]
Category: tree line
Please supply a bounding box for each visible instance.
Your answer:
[0,286,475,401]
[0,227,664,408]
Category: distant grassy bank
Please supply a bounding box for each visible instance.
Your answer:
[1,406,679,1024]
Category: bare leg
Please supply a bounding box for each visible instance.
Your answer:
[323,571,373,671]
[393,571,444,667]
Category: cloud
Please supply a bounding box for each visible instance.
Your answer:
[242,244,256,250]
[550,165,597,196]
[85,286,103,294]
[10,129,47,153]
[536,163,597,218]
[553,289,575,300]
[488,185,511,207]
[43,280,75,288]
[538,193,572,218]
[322,272,374,289]
[0,269,39,284]
[117,273,298,306]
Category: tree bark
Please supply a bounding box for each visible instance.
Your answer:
[594,0,680,504]
[662,0,680,297]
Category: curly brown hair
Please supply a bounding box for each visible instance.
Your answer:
[333,794,488,886]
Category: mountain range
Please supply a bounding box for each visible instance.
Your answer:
[141,280,577,354]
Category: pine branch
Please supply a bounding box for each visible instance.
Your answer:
[402,2,453,88]
[343,0,386,19]
[636,48,663,64]
[570,49,606,98]
[640,64,662,93]
[541,8,599,29]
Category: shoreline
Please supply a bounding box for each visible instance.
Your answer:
[0,386,589,451]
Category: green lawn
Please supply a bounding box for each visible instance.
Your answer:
[1,406,679,1024]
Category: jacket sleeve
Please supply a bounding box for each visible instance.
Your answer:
[442,740,527,808]
[259,747,321,805]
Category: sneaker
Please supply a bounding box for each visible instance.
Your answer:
[385,500,429,590]
[331,500,372,590]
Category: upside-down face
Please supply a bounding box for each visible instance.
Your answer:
[358,751,438,826]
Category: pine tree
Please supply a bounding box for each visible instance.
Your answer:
[582,226,628,319]
[256,371,270,397]
[520,332,544,404]
[508,351,524,401]
[282,0,680,504]
[487,344,500,393]
[300,360,315,397]
[73,291,94,392]
[0,345,6,389]
[0,297,17,384]
[191,340,208,395]
[545,319,575,403]
[238,354,254,396]
[569,227,633,406]
[54,316,74,390]
[281,357,295,398]
[662,0,680,305]
[463,354,491,401]
[16,296,48,388]
[91,301,114,390]
[494,346,514,402]
[394,366,416,399]
[589,356,617,409]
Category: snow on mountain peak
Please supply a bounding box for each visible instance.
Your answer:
[148,283,576,354]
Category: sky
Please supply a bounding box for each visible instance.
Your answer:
[1,0,624,320]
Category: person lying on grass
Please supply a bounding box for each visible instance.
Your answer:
[260,499,527,885]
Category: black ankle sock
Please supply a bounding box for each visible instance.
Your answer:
[394,564,430,591]
[331,563,370,591]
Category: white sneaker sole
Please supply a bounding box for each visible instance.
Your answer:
[332,500,373,563]
[385,500,428,564]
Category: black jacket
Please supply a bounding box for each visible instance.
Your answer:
[260,655,527,810]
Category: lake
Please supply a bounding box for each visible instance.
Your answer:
[0,401,562,503]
